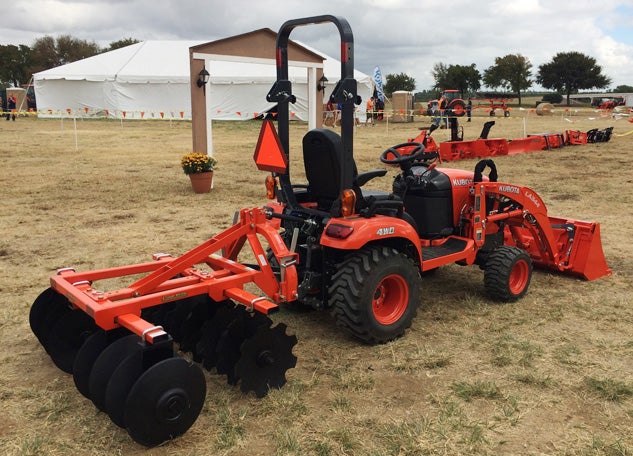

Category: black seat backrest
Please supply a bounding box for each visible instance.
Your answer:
[303,129,347,211]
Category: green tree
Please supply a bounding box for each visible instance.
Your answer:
[56,35,101,64]
[432,63,480,97]
[29,35,101,74]
[383,73,416,98]
[483,54,532,106]
[537,51,611,105]
[29,36,59,74]
[0,44,32,86]
[106,38,140,52]
[612,84,633,93]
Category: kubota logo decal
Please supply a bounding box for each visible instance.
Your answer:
[452,178,473,186]
[376,227,395,236]
[499,185,520,194]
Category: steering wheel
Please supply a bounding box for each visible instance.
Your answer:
[380,142,437,166]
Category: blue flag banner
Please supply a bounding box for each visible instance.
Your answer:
[373,66,385,103]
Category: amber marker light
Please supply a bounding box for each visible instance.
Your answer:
[340,189,357,217]
[265,175,277,200]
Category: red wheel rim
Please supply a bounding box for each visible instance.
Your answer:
[452,105,464,115]
[509,259,530,295]
[372,274,409,325]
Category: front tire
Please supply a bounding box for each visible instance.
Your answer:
[329,246,421,344]
[483,246,532,302]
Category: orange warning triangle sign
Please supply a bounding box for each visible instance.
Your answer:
[253,120,288,174]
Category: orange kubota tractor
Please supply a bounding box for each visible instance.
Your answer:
[29,15,611,447]
[428,89,467,117]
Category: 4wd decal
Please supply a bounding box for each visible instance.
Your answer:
[376,227,395,236]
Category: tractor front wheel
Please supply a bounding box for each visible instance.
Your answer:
[448,100,466,117]
[483,246,532,302]
[329,246,421,344]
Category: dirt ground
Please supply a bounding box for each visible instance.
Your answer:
[0,108,632,455]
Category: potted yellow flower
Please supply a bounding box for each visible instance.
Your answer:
[181,152,217,193]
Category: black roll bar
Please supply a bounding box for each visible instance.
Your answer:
[267,15,357,210]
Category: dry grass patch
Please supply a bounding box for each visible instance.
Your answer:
[1,112,632,455]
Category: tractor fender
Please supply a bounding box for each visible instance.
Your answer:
[320,215,422,262]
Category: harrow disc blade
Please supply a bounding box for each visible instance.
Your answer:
[105,342,174,428]
[105,348,143,428]
[73,328,127,398]
[124,357,206,447]
[89,335,140,411]
[235,323,298,398]
[196,303,239,371]
[29,287,72,348]
[158,297,208,344]
[178,296,217,358]
[215,310,273,386]
[46,309,98,373]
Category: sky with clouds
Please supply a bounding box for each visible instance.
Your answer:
[1,0,632,91]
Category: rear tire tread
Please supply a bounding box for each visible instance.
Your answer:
[329,246,420,344]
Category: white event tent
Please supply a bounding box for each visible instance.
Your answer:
[33,40,374,120]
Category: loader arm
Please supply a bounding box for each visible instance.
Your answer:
[471,182,610,280]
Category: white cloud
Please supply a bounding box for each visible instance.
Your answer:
[1,0,632,89]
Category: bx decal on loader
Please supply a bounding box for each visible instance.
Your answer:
[29,15,611,447]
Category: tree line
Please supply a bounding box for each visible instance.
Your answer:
[3,36,631,107]
[382,52,632,106]
[0,35,139,88]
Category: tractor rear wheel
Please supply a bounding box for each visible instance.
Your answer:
[329,246,421,344]
[483,246,532,302]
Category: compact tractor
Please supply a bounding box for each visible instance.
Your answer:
[428,89,467,117]
[29,15,611,447]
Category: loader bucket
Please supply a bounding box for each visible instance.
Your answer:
[548,217,611,281]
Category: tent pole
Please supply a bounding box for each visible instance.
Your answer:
[308,67,317,130]
[204,60,214,157]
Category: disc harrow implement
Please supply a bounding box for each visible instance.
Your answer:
[30,206,299,446]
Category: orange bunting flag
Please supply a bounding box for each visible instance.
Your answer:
[122,111,127,118]
[290,112,296,118]
[140,111,145,118]
[236,111,241,116]
[160,112,164,118]
[84,107,89,114]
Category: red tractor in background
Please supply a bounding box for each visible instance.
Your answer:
[427,89,467,117]
[29,15,611,447]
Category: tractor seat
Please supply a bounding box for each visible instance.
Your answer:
[301,129,391,214]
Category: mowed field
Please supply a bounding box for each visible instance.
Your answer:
[1,108,632,455]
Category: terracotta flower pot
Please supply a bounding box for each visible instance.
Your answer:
[188,171,213,193]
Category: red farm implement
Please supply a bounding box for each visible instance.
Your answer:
[30,15,612,447]
[407,116,613,162]
[472,92,517,117]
